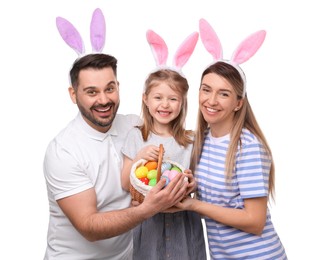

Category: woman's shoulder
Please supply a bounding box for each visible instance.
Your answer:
[241,128,260,146]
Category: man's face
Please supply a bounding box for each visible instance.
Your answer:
[69,67,120,133]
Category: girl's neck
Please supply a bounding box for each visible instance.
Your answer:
[152,124,172,137]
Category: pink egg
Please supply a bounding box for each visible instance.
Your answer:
[168,169,179,180]
[162,170,170,178]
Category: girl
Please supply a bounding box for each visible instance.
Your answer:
[121,69,207,260]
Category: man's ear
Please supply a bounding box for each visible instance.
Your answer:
[68,86,77,104]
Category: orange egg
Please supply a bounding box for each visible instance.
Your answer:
[145,161,158,171]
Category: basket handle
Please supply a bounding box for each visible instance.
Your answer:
[156,144,164,182]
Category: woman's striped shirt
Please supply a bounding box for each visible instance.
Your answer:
[196,128,287,259]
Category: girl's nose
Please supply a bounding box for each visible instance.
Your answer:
[161,98,170,107]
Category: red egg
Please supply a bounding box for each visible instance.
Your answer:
[139,177,149,185]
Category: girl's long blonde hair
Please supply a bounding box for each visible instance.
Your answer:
[191,62,275,200]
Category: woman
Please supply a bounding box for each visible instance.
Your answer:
[176,61,287,259]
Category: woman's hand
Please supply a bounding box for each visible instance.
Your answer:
[183,169,197,196]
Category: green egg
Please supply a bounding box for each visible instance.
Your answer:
[149,178,157,186]
[147,169,158,180]
[171,166,182,172]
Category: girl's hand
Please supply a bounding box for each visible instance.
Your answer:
[136,145,160,161]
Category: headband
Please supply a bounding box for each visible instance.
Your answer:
[56,8,106,56]
[146,29,199,76]
[199,18,266,97]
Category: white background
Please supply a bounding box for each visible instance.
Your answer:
[1,0,324,259]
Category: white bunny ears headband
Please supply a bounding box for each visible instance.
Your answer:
[146,29,199,76]
[199,18,266,97]
[56,8,106,56]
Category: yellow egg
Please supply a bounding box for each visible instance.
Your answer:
[135,166,148,178]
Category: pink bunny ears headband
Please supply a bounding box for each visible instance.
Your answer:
[199,18,266,97]
[146,29,199,76]
[56,8,106,56]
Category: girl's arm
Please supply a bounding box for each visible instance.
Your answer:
[176,196,267,235]
[121,155,134,191]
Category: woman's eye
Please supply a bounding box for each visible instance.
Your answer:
[220,92,229,97]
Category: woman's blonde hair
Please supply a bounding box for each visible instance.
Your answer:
[191,62,275,200]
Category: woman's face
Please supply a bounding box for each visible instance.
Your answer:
[199,73,242,137]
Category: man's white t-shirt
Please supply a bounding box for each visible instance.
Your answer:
[43,112,140,260]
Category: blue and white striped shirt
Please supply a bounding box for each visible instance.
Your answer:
[196,128,287,259]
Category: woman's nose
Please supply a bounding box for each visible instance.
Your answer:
[208,93,218,105]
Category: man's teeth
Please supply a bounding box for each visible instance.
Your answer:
[97,106,111,112]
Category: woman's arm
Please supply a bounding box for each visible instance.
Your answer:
[177,196,267,235]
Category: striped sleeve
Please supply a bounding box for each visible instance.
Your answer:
[236,130,271,199]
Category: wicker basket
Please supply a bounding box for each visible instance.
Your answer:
[129,144,186,203]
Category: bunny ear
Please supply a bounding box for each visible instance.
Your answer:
[173,32,199,69]
[56,17,84,56]
[146,30,168,66]
[90,8,106,53]
[231,30,266,64]
[199,18,223,61]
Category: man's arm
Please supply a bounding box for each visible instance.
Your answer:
[58,172,187,241]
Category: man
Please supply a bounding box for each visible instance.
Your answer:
[43,53,188,259]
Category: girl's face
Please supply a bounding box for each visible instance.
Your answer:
[143,82,182,131]
[199,73,242,137]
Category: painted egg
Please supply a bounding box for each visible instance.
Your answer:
[162,170,170,178]
[149,178,157,186]
[135,166,148,178]
[161,162,172,173]
[161,175,170,187]
[171,166,182,173]
[145,161,158,171]
[168,169,179,180]
[139,177,149,185]
[147,169,158,180]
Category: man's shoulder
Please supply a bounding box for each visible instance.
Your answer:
[114,114,141,127]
